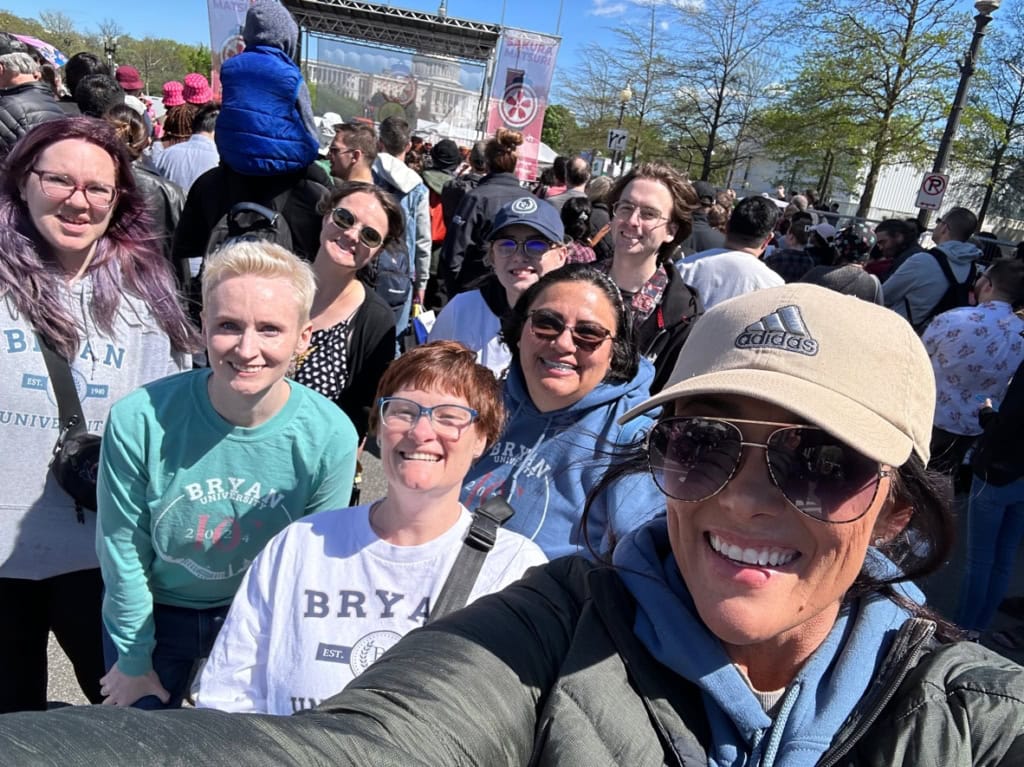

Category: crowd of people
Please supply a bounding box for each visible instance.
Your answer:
[1,3,1023,763]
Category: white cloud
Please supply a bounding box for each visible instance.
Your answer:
[589,0,628,16]
[659,20,670,30]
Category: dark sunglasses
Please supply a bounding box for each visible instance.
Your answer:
[491,237,555,260]
[646,416,892,523]
[527,308,613,352]
[331,207,384,249]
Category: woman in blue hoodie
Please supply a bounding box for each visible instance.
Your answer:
[462,264,664,558]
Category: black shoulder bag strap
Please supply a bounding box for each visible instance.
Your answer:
[428,497,515,623]
[36,333,88,439]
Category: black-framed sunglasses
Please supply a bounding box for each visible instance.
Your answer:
[331,207,384,249]
[491,237,555,260]
[646,416,893,523]
[378,396,478,440]
[527,308,613,352]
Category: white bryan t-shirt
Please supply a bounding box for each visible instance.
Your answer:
[197,504,547,714]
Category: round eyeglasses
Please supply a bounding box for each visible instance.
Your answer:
[331,207,384,249]
[527,308,613,352]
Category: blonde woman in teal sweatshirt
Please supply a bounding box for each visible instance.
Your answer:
[96,241,357,709]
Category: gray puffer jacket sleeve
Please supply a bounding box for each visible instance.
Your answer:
[0,559,581,766]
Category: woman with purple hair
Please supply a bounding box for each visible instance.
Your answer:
[0,116,199,712]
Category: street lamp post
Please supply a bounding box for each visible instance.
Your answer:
[613,84,632,175]
[917,0,1001,230]
[103,36,118,69]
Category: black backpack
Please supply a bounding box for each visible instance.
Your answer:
[205,196,295,257]
[910,248,979,332]
[357,241,412,329]
[367,174,415,333]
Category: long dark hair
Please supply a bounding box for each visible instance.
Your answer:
[0,117,199,359]
[582,419,961,639]
[500,263,639,384]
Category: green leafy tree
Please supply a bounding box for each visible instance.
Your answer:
[541,104,576,153]
[667,0,788,181]
[796,0,965,217]
[182,44,213,79]
[953,1,1024,226]
[555,2,676,167]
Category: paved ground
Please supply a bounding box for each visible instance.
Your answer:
[45,467,1024,707]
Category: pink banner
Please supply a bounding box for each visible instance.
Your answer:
[486,29,561,182]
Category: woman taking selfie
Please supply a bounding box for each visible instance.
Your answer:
[96,241,357,710]
[0,117,196,713]
[2,287,1021,766]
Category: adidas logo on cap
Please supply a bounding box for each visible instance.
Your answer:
[734,305,819,356]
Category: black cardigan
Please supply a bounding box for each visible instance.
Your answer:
[322,288,396,441]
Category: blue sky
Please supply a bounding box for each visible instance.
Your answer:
[1,0,622,77]
[1,0,990,99]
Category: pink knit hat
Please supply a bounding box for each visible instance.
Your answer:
[162,81,185,107]
[182,73,213,105]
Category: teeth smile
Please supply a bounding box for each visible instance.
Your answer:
[542,359,577,372]
[402,452,441,462]
[709,533,798,567]
[231,363,264,373]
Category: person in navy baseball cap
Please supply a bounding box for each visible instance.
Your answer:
[490,195,565,244]
[428,195,568,377]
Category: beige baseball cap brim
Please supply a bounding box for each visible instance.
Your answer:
[619,284,935,467]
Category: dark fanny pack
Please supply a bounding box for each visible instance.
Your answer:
[37,333,102,522]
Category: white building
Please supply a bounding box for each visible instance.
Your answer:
[306,54,481,131]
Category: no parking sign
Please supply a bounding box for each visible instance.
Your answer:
[915,173,949,210]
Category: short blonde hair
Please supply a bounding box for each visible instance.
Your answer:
[201,241,317,323]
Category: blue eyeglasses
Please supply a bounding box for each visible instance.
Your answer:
[378,396,479,438]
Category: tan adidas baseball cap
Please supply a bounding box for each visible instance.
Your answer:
[620,283,935,466]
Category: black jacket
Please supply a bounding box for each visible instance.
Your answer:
[972,357,1024,486]
[0,81,64,154]
[439,172,529,296]
[680,210,725,256]
[638,264,703,394]
[440,171,483,230]
[326,289,395,441]
[589,202,613,262]
[132,160,185,264]
[172,163,332,307]
[0,557,1020,766]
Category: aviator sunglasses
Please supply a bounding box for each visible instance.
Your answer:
[646,416,893,523]
[331,206,384,249]
[527,308,613,352]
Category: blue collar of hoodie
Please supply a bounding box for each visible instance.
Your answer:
[613,519,922,767]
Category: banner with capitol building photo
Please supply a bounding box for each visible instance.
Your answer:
[304,37,488,144]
